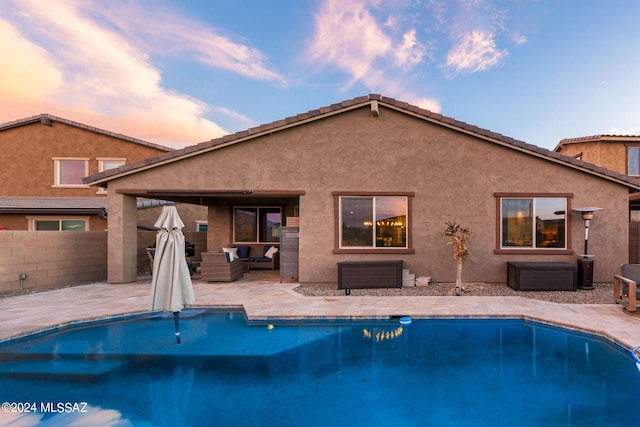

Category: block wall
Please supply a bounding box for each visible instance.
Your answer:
[0,231,108,293]
[0,231,208,293]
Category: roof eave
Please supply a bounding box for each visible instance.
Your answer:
[0,208,105,215]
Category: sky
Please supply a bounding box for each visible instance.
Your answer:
[2,0,640,150]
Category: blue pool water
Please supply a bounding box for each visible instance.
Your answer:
[0,309,638,426]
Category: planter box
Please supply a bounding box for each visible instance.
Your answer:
[338,260,403,289]
[507,262,577,291]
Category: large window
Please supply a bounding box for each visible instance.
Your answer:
[31,218,87,231]
[499,196,567,249]
[233,207,281,243]
[53,158,88,187]
[628,147,640,176]
[338,195,409,249]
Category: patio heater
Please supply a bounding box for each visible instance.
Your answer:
[572,207,604,290]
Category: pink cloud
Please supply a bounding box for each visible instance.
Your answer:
[0,0,283,147]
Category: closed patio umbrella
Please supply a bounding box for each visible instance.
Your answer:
[149,205,195,344]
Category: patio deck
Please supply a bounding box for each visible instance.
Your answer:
[0,271,639,351]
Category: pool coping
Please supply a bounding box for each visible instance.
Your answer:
[0,277,638,352]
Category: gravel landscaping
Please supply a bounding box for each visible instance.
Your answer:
[293,281,615,304]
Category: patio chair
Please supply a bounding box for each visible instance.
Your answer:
[201,252,244,282]
[147,243,196,277]
[613,264,640,312]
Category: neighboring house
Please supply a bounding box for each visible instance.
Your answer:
[555,135,640,263]
[85,95,640,285]
[0,114,204,232]
[554,135,640,178]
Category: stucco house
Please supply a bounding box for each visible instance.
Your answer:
[554,135,640,178]
[555,135,640,262]
[0,114,205,232]
[85,95,640,285]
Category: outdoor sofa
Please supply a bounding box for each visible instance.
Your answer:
[233,245,280,270]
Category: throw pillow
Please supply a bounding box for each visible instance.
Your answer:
[223,247,238,262]
[234,245,251,259]
[264,246,279,259]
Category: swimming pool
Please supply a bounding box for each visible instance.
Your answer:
[0,309,638,426]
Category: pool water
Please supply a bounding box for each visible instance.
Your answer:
[0,310,638,426]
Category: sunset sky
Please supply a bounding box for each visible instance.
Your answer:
[1,0,639,150]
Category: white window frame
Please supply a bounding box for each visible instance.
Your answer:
[53,157,89,188]
[96,158,126,194]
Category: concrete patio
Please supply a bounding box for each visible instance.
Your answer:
[1,271,639,351]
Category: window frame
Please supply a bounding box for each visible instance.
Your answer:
[96,158,126,194]
[98,158,126,172]
[333,191,414,254]
[28,216,89,231]
[53,157,89,188]
[494,192,573,254]
[627,145,640,176]
[232,206,282,244]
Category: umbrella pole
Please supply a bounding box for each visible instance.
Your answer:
[173,311,182,344]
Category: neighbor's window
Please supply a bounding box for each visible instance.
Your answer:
[53,158,89,187]
[500,197,567,249]
[32,218,87,231]
[233,207,281,243]
[339,195,408,249]
[628,147,640,176]
[98,158,125,172]
[97,158,125,193]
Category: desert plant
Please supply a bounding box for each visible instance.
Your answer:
[444,221,472,296]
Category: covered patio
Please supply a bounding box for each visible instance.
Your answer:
[107,188,303,283]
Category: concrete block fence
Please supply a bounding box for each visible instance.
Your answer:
[0,230,206,293]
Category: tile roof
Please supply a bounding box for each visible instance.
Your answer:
[559,134,640,144]
[554,134,640,152]
[0,114,173,152]
[0,197,173,213]
[0,197,107,214]
[83,94,640,191]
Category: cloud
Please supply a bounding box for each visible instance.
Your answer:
[91,1,286,85]
[308,0,392,86]
[609,126,640,136]
[0,0,283,147]
[444,30,508,76]
[307,0,439,112]
[0,19,63,101]
[425,0,515,77]
[395,29,428,70]
[411,96,441,113]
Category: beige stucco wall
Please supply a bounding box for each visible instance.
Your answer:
[105,105,632,284]
[558,141,631,176]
